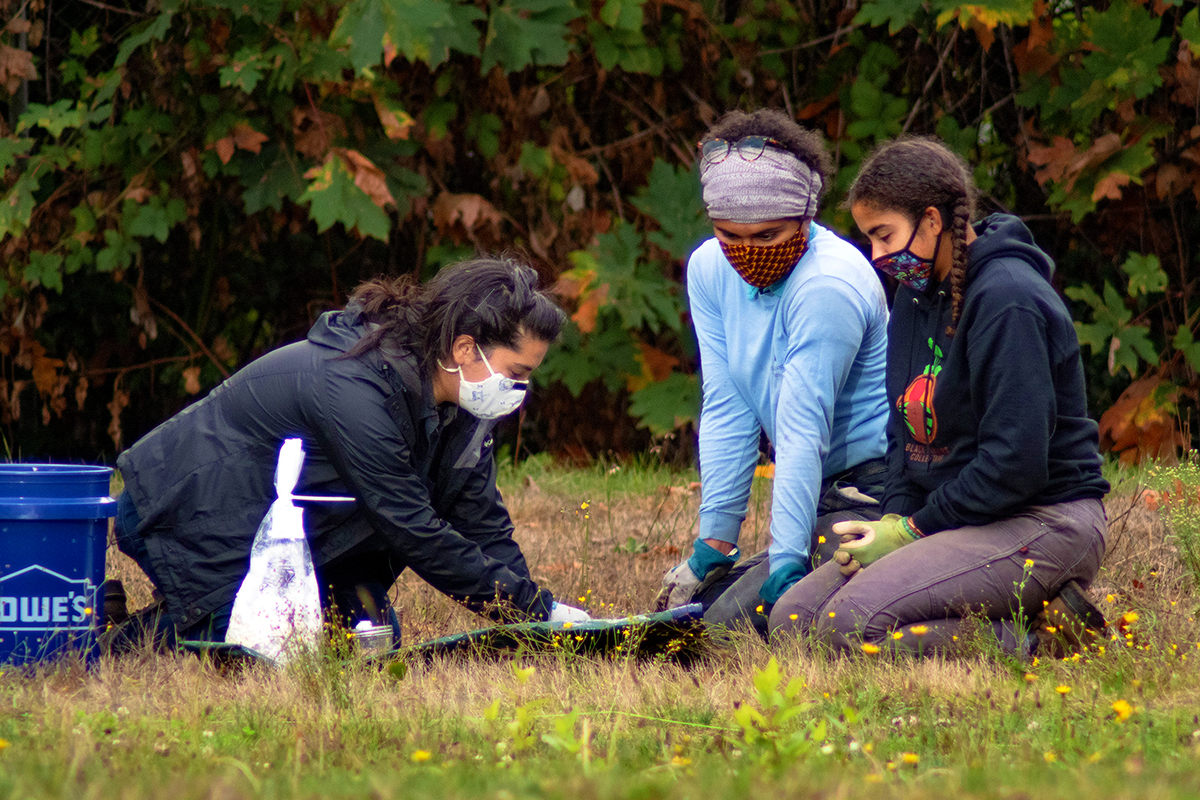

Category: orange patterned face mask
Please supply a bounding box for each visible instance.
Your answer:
[719,227,809,289]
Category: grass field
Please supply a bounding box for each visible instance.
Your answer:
[3,456,1200,799]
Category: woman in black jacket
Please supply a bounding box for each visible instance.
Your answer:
[112,257,589,647]
[769,138,1109,657]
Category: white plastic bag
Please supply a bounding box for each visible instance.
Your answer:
[225,438,322,664]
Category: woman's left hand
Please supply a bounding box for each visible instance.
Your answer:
[832,514,922,576]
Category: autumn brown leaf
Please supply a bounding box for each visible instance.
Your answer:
[213,136,235,164]
[335,148,395,209]
[182,366,202,395]
[231,123,268,154]
[431,192,503,244]
[1026,136,1076,185]
[1092,171,1132,202]
[1098,376,1186,464]
[293,107,348,159]
[374,95,414,140]
[572,283,609,334]
[550,268,596,301]
[0,44,36,95]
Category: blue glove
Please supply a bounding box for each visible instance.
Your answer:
[759,561,811,606]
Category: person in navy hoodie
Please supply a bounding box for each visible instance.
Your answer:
[770,136,1110,657]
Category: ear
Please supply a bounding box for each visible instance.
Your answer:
[923,206,945,237]
[450,334,478,367]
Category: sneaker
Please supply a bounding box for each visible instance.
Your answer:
[1036,580,1109,658]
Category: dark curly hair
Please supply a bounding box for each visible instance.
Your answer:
[846,136,977,334]
[344,257,566,375]
[700,108,833,205]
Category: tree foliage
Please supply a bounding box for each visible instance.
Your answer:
[2,0,1200,461]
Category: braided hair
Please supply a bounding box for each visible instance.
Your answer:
[846,137,977,334]
[345,257,566,375]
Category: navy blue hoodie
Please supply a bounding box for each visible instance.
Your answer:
[881,214,1109,534]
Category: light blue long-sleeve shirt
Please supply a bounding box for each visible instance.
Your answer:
[687,223,890,574]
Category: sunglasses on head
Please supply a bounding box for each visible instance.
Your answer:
[698,135,786,165]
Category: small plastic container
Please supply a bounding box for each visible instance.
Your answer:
[353,620,394,658]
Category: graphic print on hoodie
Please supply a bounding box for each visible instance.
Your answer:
[879,214,1109,535]
[898,338,942,446]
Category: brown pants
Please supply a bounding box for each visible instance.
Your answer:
[768,498,1107,656]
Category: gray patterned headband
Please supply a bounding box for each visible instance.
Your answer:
[699,146,823,223]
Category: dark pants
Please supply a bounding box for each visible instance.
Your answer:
[768,498,1107,657]
[699,458,887,638]
[110,491,401,651]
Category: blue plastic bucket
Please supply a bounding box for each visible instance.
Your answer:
[0,465,116,665]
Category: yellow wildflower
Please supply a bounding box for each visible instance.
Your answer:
[901,752,920,764]
[861,643,880,655]
[892,631,903,640]
[1044,751,1057,763]
[911,625,929,636]
[1055,685,1071,695]
[411,750,432,762]
[1112,699,1134,722]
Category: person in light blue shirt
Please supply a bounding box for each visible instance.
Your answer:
[655,109,890,636]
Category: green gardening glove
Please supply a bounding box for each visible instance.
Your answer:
[832,514,922,577]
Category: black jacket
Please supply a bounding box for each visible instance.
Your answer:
[881,214,1109,534]
[116,307,554,630]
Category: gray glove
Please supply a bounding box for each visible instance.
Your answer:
[654,540,739,611]
[654,560,703,611]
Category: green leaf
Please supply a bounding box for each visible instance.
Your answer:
[1111,324,1157,377]
[1121,252,1168,296]
[115,11,173,67]
[1173,326,1200,373]
[1182,8,1200,57]
[430,8,486,67]
[18,100,86,138]
[331,0,470,70]
[300,155,392,241]
[331,0,387,70]
[853,0,925,35]
[465,113,503,159]
[539,315,639,396]
[96,229,139,274]
[25,251,64,293]
[0,137,33,173]
[482,0,583,73]
[0,170,41,239]
[1081,1,1171,100]
[628,371,699,433]
[219,48,266,94]
[240,146,307,214]
[124,196,188,244]
[630,160,709,262]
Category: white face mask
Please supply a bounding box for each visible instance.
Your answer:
[440,344,528,419]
